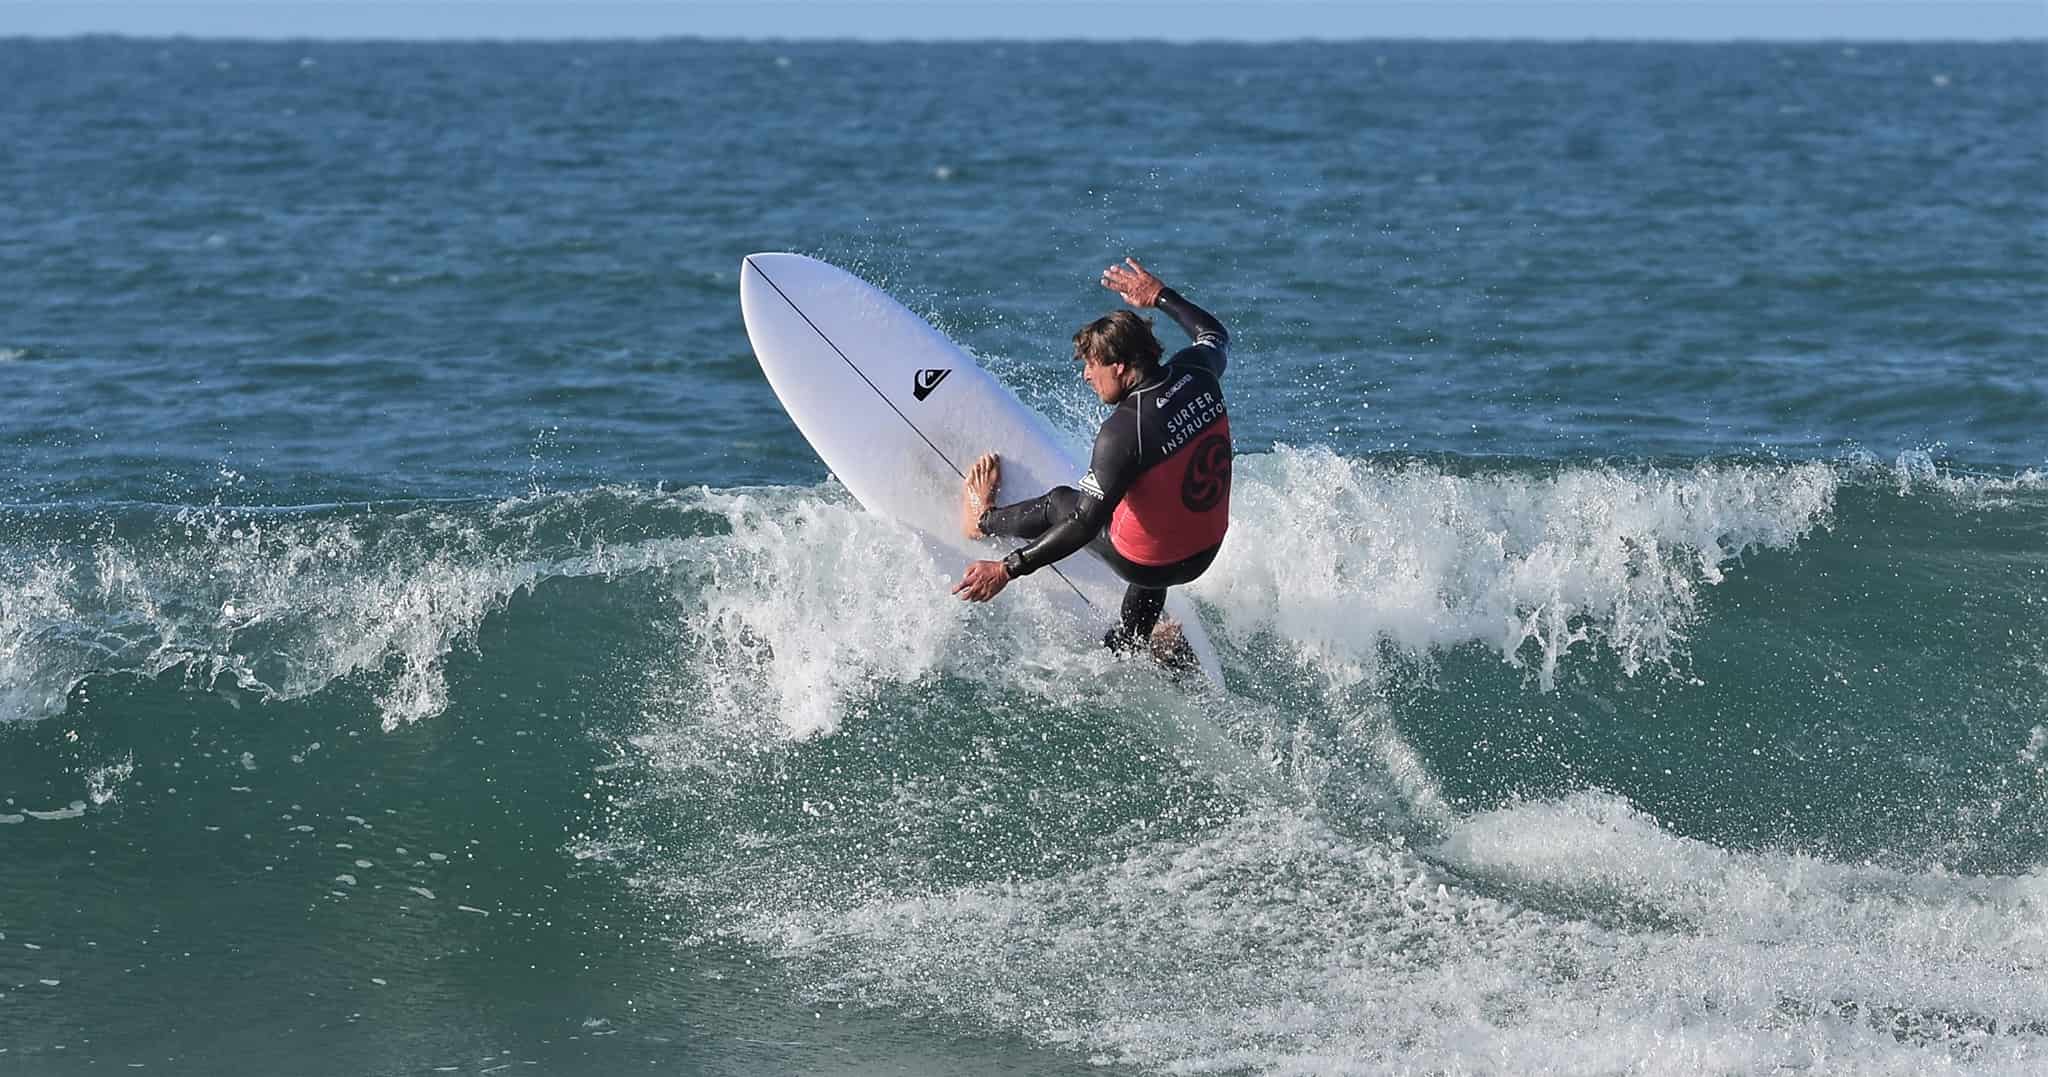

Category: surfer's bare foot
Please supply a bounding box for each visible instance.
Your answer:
[1150,618,1198,672]
[961,452,1000,540]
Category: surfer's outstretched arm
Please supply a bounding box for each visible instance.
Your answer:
[1102,258,1228,376]
[1154,289,1228,375]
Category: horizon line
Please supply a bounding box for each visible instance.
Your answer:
[9,31,2046,45]
[8,0,2041,44]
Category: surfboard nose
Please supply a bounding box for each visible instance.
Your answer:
[739,253,812,317]
[741,252,802,278]
[740,253,795,329]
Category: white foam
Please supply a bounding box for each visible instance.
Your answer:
[23,801,86,821]
[1874,449,2048,505]
[0,457,1895,732]
[668,486,1116,741]
[86,754,135,806]
[0,487,707,728]
[675,489,968,740]
[745,798,2048,1075]
[611,452,2048,1071]
[2022,726,2047,766]
[1192,447,1837,689]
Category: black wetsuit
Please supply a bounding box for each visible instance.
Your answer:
[978,287,1233,652]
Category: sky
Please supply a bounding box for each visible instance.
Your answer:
[2,0,2043,41]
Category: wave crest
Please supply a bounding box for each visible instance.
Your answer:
[1198,447,1838,688]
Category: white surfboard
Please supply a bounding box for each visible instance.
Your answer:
[738,252,1225,689]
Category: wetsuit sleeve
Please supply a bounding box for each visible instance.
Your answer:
[1155,286,1228,378]
[1001,414,1142,578]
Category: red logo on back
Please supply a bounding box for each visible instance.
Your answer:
[1181,434,1231,512]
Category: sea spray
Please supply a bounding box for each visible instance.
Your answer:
[681,489,967,741]
[607,454,2046,1075]
[0,488,718,728]
[1195,447,1837,689]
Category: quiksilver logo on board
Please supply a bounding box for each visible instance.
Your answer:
[912,368,951,401]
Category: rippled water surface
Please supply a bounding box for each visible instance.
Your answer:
[2,38,2044,1076]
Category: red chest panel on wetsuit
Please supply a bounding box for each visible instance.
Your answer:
[1109,384,1232,566]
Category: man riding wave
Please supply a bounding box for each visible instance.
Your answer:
[951,258,1232,668]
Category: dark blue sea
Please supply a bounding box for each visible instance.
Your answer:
[2,37,2045,1075]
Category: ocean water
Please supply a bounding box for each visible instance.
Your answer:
[1,36,2045,1075]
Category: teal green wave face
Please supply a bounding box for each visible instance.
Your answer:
[5,457,2045,1071]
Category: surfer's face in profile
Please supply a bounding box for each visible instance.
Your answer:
[1080,353,1134,405]
[1073,310,1161,406]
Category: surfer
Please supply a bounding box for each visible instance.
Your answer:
[953,258,1232,667]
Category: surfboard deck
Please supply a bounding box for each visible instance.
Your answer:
[738,252,1226,689]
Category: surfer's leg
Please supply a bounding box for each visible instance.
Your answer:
[977,484,1081,542]
[1103,584,1195,671]
[1095,543,1218,672]
[960,453,1002,540]
[1115,584,1168,645]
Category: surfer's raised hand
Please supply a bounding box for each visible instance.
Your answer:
[952,559,1012,602]
[1101,257,1164,308]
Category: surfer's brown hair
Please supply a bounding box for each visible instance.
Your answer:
[1073,311,1162,371]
